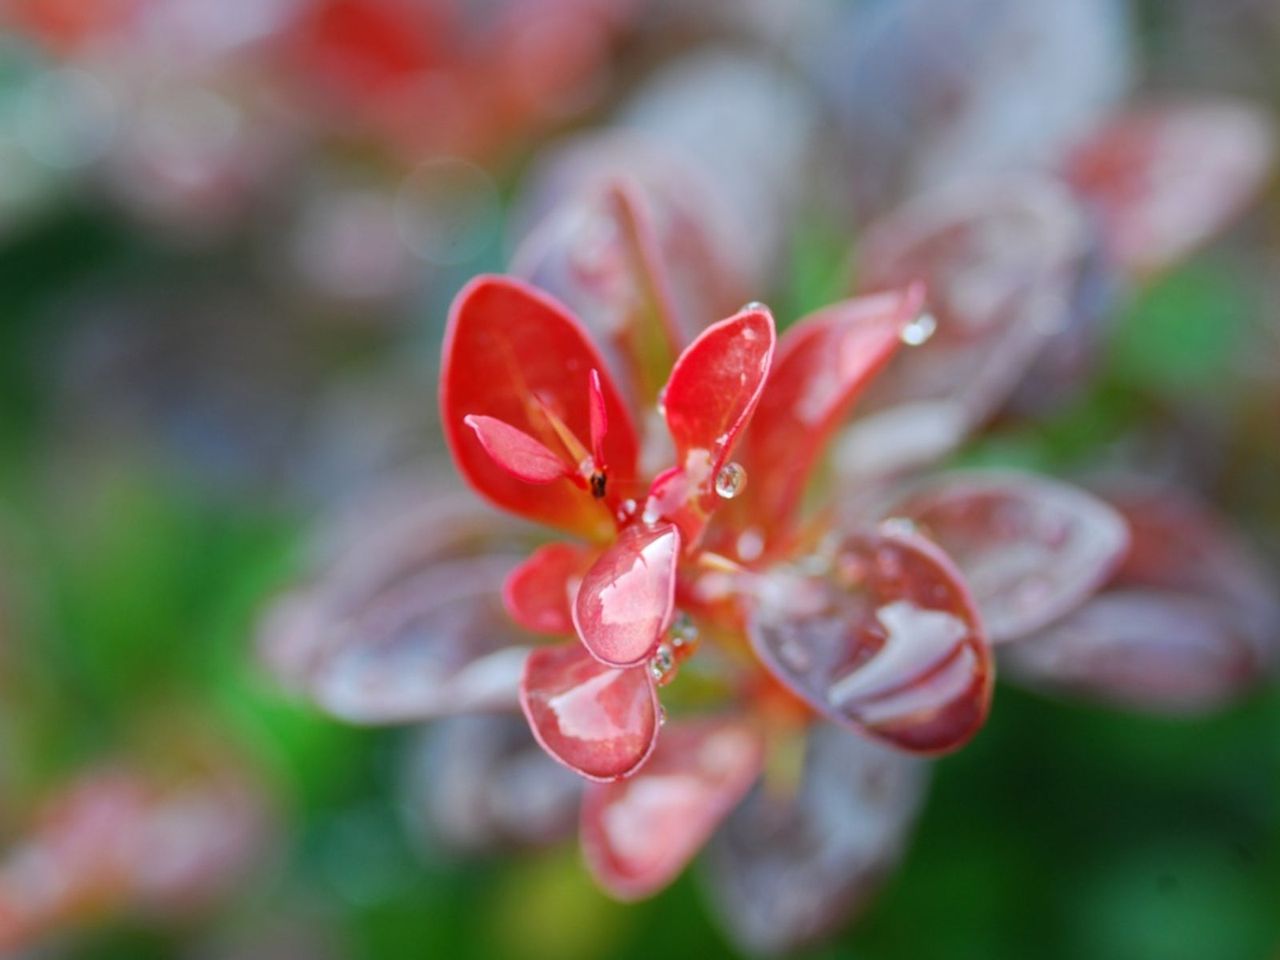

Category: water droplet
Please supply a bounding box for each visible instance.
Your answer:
[714,462,748,500]
[900,311,937,346]
[670,613,699,649]
[741,300,767,313]
[649,643,675,684]
[658,704,668,727]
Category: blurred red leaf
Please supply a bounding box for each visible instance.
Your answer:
[1066,100,1276,280]
[741,286,923,545]
[581,718,763,899]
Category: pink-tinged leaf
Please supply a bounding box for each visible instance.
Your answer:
[581,717,765,900]
[464,415,571,484]
[1066,100,1276,280]
[503,542,596,636]
[839,179,1088,480]
[588,369,608,467]
[441,275,638,539]
[748,527,993,754]
[573,522,680,667]
[306,555,531,723]
[702,724,927,955]
[520,644,660,782]
[891,472,1130,643]
[742,286,924,543]
[1002,590,1264,714]
[405,715,581,854]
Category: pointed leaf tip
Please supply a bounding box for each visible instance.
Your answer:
[465,415,571,484]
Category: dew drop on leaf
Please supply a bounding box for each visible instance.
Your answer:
[899,310,937,346]
[714,462,748,499]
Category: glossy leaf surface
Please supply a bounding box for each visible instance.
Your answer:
[573,522,680,666]
[503,542,595,636]
[405,715,582,854]
[748,527,993,753]
[520,644,660,782]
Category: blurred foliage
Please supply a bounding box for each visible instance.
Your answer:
[3,182,1279,958]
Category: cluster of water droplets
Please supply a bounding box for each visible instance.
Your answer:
[649,613,700,687]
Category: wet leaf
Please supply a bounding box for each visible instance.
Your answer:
[520,644,660,782]
[573,522,680,667]
[748,527,993,753]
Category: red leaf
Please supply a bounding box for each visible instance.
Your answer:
[651,306,775,544]
[520,644,660,782]
[748,526,993,754]
[574,522,680,666]
[891,472,1129,643]
[464,415,572,484]
[839,179,1087,479]
[581,717,764,900]
[702,724,927,954]
[441,275,638,539]
[742,286,923,543]
[1003,590,1263,714]
[503,542,596,636]
[588,368,608,468]
[1066,100,1276,280]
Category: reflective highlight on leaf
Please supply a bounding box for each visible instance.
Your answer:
[520,644,660,782]
[573,522,681,666]
[581,718,764,900]
[840,179,1087,479]
[703,725,928,955]
[748,528,993,753]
